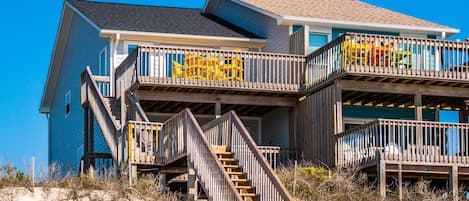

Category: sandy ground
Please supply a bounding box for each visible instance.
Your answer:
[0,187,143,201]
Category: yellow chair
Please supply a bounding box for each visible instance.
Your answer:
[341,39,371,66]
[220,57,244,81]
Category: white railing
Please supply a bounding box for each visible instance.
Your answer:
[114,46,306,92]
[202,112,293,201]
[336,119,469,167]
[306,33,469,89]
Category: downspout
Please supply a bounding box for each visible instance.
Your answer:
[110,33,120,97]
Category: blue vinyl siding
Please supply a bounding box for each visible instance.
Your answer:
[49,13,110,174]
[212,0,289,53]
[343,106,435,121]
[332,28,399,39]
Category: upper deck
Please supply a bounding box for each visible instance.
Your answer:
[305,33,469,91]
[114,33,469,98]
[115,46,306,98]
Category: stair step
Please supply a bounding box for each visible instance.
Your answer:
[223,164,241,169]
[231,178,249,183]
[219,158,238,162]
[227,171,244,175]
[236,185,254,190]
[240,193,258,197]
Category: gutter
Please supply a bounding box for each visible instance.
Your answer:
[281,16,460,36]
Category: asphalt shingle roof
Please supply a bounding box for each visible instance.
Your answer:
[68,0,261,39]
[241,0,455,30]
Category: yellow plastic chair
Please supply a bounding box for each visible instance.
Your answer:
[220,57,244,81]
[341,39,371,66]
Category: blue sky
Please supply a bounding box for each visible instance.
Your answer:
[0,0,467,174]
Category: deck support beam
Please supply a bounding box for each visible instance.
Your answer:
[289,106,298,160]
[398,164,403,201]
[83,106,95,173]
[450,166,459,200]
[187,161,198,201]
[215,100,221,119]
[414,93,423,121]
[337,80,469,98]
[378,158,386,200]
[134,90,298,107]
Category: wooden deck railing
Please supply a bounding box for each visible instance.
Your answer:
[258,146,298,170]
[81,153,116,179]
[81,67,120,161]
[336,119,469,167]
[202,111,293,201]
[125,121,162,165]
[114,46,306,93]
[305,33,469,89]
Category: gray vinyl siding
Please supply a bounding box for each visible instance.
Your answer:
[211,0,290,53]
[48,12,110,174]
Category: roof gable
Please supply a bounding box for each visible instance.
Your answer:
[68,0,261,39]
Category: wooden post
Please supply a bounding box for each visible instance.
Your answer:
[293,160,297,196]
[303,25,310,55]
[80,160,84,176]
[450,166,458,200]
[289,106,298,160]
[187,161,198,201]
[159,173,166,190]
[31,157,35,191]
[398,163,403,201]
[89,111,95,169]
[378,157,386,199]
[415,93,423,148]
[84,107,89,172]
[414,93,423,121]
[215,100,221,119]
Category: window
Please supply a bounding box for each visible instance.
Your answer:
[65,90,71,117]
[292,25,303,34]
[309,33,329,53]
[99,48,108,76]
[128,44,138,54]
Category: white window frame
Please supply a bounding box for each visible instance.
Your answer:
[99,47,108,76]
[307,26,332,54]
[65,90,71,118]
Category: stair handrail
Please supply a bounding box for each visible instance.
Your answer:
[202,111,293,201]
[128,92,149,122]
[81,67,120,160]
[182,109,244,201]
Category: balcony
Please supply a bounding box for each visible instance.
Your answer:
[305,33,469,90]
[336,119,469,168]
[115,46,306,98]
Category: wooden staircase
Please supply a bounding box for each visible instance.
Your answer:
[103,97,121,123]
[213,146,259,201]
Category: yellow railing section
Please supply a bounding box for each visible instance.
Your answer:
[128,122,133,161]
